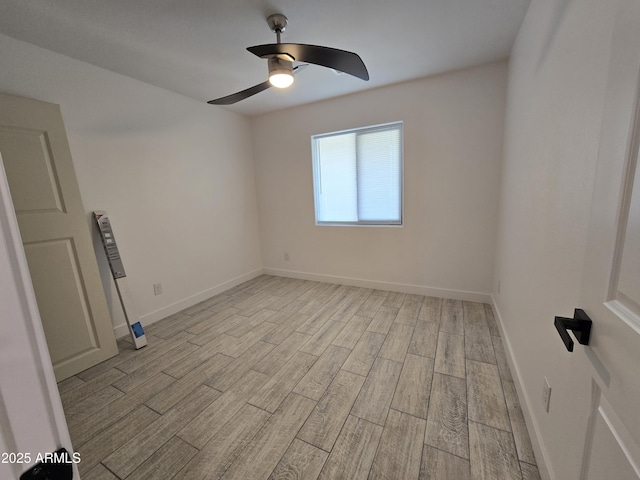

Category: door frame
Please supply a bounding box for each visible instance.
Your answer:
[0,152,76,477]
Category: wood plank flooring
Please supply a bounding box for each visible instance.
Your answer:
[59,275,540,480]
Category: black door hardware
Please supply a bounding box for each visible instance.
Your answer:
[554,309,592,352]
[19,448,73,480]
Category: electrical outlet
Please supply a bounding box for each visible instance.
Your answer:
[284,252,290,261]
[153,282,163,296]
[542,377,551,412]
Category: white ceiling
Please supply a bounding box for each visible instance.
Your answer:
[0,0,530,117]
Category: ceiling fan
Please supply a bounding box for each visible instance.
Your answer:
[207,14,369,105]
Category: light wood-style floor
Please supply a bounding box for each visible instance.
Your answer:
[59,275,541,480]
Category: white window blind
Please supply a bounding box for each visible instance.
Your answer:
[312,122,403,225]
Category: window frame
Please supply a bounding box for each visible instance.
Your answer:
[311,121,404,227]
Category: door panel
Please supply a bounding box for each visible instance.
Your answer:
[24,238,99,363]
[0,92,118,381]
[0,127,66,214]
[613,138,640,315]
[575,0,640,478]
[583,387,640,480]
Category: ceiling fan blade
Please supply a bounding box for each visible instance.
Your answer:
[207,64,308,105]
[247,43,369,81]
[207,80,271,105]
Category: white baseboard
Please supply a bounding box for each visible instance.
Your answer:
[115,267,492,337]
[490,295,552,480]
[113,268,265,338]
[264,267,492,303]
[115,264,490,334]
[114,322,134,339]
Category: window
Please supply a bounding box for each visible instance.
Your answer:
[311,121,403,226]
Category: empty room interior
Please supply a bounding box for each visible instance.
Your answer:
[1,0,640,479]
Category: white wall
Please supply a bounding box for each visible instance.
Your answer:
[0,34,263,334]
[493,0,618,478]
[252,62,507,300]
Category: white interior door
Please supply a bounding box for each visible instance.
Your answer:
[0,93,118,381]
[0,153,77,479]
[565,0,640,478]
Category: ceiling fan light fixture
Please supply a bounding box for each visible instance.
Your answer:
[268,57,294,88]
[207,13,369,105]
